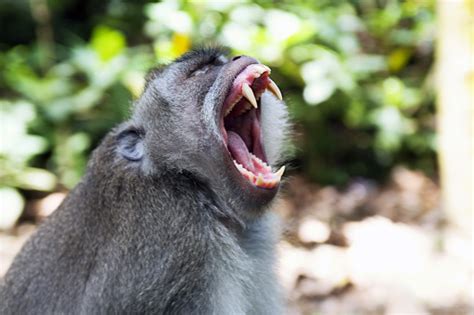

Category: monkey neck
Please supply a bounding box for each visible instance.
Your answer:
[83,165,252,234]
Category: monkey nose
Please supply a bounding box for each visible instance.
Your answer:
[230,55,259,66]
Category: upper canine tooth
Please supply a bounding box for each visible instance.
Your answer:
[242,83,258,108]
[268,80,283,100]
[274,165,285,180]
[254,67,265,76]
[254,64,270,76]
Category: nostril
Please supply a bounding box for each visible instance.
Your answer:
[232,55,242,61]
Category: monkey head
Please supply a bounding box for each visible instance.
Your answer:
[117,48,288,217]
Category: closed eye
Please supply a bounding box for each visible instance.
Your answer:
[191,64,212,77]
[189,54,228,77]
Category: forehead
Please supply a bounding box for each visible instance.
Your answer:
[174,47,229,65]
[144,47,229,90]
[146,47,229,82]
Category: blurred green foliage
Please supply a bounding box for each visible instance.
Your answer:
[0,0,435,205]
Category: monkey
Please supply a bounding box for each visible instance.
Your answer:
[0,47,289,314]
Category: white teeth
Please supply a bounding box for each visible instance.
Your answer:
[233,160,256,182]
[274,165,285,179]
[249,153,271,169]
[233,157,285,188]
[254,67,266,76]
[254,64,271,76]
[224,97,241,117]
[238,102,252,115]
[267,79,283,100]
[242,83,258,108]
[225,106,232,117]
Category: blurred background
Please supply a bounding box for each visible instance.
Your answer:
[0,0,472,314]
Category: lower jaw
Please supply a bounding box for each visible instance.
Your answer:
[232,157,283,189]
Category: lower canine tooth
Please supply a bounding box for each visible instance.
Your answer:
[242,83,258,108]
[268,80,283,100]
[256,174,265,186]
[274,165,285,180]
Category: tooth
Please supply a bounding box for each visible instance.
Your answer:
[255,67,266,75]
[249,172,256,181]
[225,98,240,117]
[255,64,270,75]
[256,174,265,186]
[225,105,233,116]
[242,83,258,108]
[256,64,271,73]
[268,80,283,100]
[274,166,285,180]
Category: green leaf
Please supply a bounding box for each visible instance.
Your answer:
[15,168,57,191]
[0,187,24,230]
[90,26,126,62]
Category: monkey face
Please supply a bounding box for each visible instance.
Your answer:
[121,48,288,212]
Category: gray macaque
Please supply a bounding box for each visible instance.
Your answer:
[0,48,289,314]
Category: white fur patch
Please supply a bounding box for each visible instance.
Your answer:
[259,92,290,166]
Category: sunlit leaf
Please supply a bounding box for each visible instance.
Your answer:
[16,168,57,191]
[304,81,336,105]
[0,187,24,230]
[0,101,48,161]
[90,26,126,62]
[145,1,192,34]
[123,71,146,98]
[388,48,412,72]
[264,10,301,42]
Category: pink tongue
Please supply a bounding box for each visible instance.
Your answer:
[227,131,254,172]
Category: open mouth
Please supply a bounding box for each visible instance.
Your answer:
[221,64,285,189]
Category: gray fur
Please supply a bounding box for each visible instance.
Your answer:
[0,48,288,314]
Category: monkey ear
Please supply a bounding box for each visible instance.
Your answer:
[117,129,144,161]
